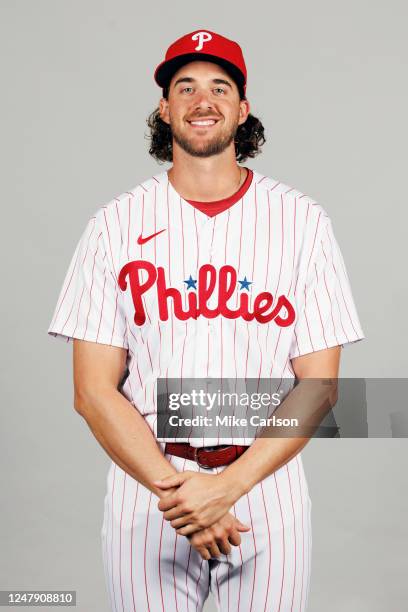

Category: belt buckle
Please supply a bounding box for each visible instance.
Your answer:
[193,446,215,469]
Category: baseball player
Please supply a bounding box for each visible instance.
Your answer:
[47,29,365,611]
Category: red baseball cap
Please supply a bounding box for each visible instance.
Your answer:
[154,29,247,96]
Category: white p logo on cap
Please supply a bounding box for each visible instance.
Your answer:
[191,31,212,51]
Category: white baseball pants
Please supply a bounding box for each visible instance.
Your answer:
[101,451,312,611]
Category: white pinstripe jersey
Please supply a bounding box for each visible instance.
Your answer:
[47,169,365,447]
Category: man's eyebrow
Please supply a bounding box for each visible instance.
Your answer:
[172,77,194,87]
[212,78,232,88]
[172,76,233,89]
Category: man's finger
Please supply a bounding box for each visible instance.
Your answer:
[197,546,211,561]
[208,542,222,558]
[164,507,191,522]
[170,513,194,528]
[235,519,251,531]
[228,529,241,547]
[157,496,179,512]
[217,538,232,555]
[176,522,201,536]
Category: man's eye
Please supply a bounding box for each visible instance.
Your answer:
[214,88,226,94]
[182,87,193,93]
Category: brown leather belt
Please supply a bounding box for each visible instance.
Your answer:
[165,442,249,469]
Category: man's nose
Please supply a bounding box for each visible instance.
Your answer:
[193,90,214,109]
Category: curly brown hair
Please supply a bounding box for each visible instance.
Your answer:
[146,93,266,163]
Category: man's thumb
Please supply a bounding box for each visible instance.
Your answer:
[153,474,183,488]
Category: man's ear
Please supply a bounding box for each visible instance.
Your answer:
[238,98,250,125]
[159,97,170,125]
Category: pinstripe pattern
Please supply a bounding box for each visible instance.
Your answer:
[48,169,363,611]
[47,168,365,445]
[101,453,312,612]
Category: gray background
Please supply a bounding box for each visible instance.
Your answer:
[1,0,407,610]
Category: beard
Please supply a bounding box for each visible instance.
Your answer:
[170,116,239,158]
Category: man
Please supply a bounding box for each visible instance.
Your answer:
[47,29,365,611]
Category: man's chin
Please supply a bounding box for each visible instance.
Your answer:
[174,136,233,158]
[184,146,224,158]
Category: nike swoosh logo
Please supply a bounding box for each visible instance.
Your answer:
[137,228,166,245]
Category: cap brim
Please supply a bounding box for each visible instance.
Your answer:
[154,53,245,92]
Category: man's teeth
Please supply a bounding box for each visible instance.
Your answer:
[190,120,216,126]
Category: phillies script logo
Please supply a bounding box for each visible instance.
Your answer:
[118,260,296,327]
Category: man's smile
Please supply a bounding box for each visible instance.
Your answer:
[187,117,221,129]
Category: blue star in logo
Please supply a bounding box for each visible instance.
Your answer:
[238,276,253,291]
[184,275,197,290]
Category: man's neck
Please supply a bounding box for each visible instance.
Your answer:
[167,144,245,202]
